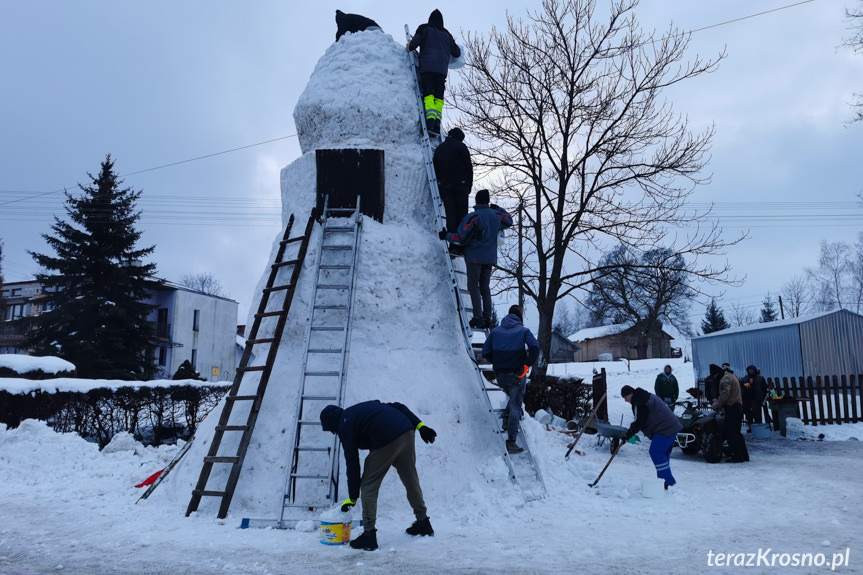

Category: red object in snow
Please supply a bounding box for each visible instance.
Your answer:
[135,469,164,488]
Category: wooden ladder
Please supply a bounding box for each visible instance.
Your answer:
[185,209,317,518]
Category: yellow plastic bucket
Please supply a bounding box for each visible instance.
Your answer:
[320,521,351,545]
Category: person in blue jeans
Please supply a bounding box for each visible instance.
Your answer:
[621,385,683,489]
[442,189,512,329]
[481,305,540,454]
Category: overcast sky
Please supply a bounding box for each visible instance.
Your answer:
[1,0,861,330]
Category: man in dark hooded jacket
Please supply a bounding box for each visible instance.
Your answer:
[740,364,768,429]
[319,401,437,551]
[433,127,473,231]
[407,9,460,135]
[621,385,683,489]
[335,10,381,41]
[482,305,540,454]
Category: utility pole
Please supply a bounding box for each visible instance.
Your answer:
[778,295,785,320]
[517,199,524,312]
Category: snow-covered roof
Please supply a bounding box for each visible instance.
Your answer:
[0,354,75,374]
[569,323,631,342]
[693,309,860,340]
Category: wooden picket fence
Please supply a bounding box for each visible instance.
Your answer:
[766,375,863,426]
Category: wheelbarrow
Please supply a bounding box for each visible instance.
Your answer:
[595,421,629,454]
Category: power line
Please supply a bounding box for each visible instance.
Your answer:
[0,134,297,209]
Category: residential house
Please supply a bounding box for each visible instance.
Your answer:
[570,323,674,361]
[0,279,237,381]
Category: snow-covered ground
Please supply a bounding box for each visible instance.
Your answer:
[2,30,860,575]
[1,359,861,575]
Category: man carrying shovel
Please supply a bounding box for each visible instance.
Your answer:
[621,385,683,490]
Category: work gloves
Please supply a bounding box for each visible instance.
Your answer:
[438,228,447,240]
[417,422,437,444]
[341,498,356,512]
[517,365,530,379]
[627,435,641,445]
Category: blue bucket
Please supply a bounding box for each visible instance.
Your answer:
[751,423,771,439]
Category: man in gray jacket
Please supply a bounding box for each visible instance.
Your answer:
[621,385,683,489]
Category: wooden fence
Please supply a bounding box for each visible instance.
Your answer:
[767,375,862,426]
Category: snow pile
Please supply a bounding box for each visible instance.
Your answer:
[0,353,75,374]
[153,29,492,519]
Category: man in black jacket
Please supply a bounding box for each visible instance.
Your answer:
[335,10,381,41]
[407,9,460,135]
[740,364,768,430]
[320,401,437,551]
[433,127,473,231]
[621,385,683,489]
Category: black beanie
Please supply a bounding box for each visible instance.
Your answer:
[448,127,465,141]
[620,385,635,397]
[508,305,523,320]
[476,189,490,205]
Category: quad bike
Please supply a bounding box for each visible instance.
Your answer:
[674,400,726,463]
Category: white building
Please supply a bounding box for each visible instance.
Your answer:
[148,281,238,382]
[1,278,238,381]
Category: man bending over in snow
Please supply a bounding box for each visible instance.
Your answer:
[320,400,437,551]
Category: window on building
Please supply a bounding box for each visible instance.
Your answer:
[11,289,21,296]
[191,349,198,369]
[158,346,167,366]
[193,309,200,332]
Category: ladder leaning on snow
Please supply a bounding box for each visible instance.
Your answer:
[405,25,545,501]
[185,210,317,519]
[278,196,362,527]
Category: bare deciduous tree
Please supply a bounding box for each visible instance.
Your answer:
[780,274,814,317]
[844,2,863,123]
[451,0,742,374]
[806,240,850,311]
[728,301,755,327]
[848,232,863,313]
[179,272,226,297]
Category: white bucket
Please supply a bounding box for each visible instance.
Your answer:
[534,409,553,424]
[641,478,665,498]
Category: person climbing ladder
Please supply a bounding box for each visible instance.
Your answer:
[407,9,461,136]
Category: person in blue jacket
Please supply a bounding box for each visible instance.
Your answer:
[441,189,512,329]
[407,9,461,136]
[482,305,540,454]
[621,385,684,489]
[319,400,437,551]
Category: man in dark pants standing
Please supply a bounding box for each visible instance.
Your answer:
[442,189,512,328]
[482,305,540,454]
[320,400,437,551]
[712,364,749,462]
[433,127,473,232]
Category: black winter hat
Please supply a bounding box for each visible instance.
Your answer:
[429,9,444,28]
[447,127,465,141]
[508,305,523,320]
[320,405,343,432]
[621,385,635,397]
[475,189,490,205]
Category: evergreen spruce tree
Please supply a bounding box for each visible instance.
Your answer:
[701,298,730,334]
[759,293,779,323]
[30,155,159,380]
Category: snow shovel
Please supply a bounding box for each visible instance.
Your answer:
[588,441,623,488]
[565,391,607,460]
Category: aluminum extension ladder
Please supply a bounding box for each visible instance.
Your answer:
[405,25,545,501]
[262,196,364,529]
[186,210,317,519]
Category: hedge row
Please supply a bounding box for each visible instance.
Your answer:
[0,384,229,447]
